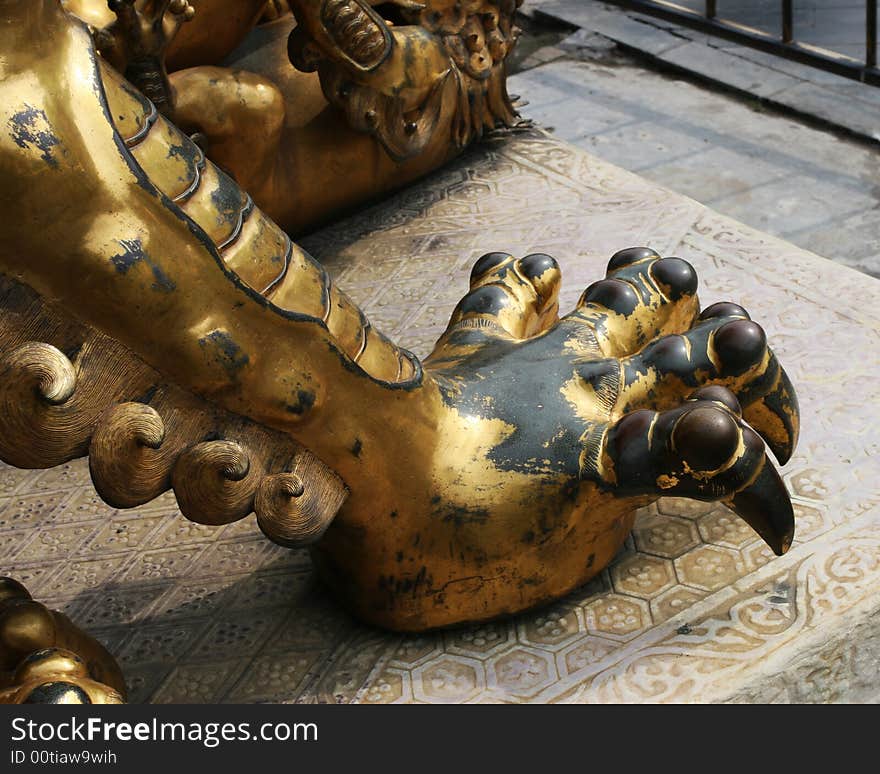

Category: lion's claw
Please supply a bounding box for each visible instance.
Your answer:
[605,392,794,555]
[428,247,799,596]
[617,307,799,464]
[0,6,801,628]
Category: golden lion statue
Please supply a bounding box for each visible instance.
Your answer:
[0,1,798,702]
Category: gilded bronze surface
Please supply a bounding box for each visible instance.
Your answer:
[0,274,347,546]
[0,578,125,704]
[0,1,799,632]
[60,0,524,234]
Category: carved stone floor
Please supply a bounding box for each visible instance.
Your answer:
[2,131,879,703]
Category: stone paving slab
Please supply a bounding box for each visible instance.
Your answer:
[509,57,880,278]
[532,0,880,143]
[2,132,879,703]
[660,40,804,98]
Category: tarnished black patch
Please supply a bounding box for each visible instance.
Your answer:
[109,238,176,293]
[210,168,249,229]
[119,77,153,114]
[434,503,490,526]
[8,105,62,168]
[23,681,92,704]
[432,327,616,482]
[285,388,316,416]
[167,135,202,187]
[377,567,433,602]
[198,330,250,378]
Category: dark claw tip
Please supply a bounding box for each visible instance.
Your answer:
[689,385,742,416]
[714,319,766,375]
[23,681,93,705]
[519,253,559,280]
[729,459,795,556]
[650,257,698,300]
[0,577,30,603]
[458,284,510,317]
[580,278,640,316]
[699,301,750,321]
[471,252,513,283]
[519,253,560,306]
[646,335,691,371]
[607,246,659,272]
[672,406,740,472]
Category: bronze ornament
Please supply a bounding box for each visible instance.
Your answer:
[0,578,125,704]
[56,0,526,234]
[0,0,798,651]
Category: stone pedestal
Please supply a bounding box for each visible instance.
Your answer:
[3,132,878,702]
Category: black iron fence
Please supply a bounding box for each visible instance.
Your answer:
[597,0,880,85]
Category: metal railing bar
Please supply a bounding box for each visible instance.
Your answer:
[782,0,794,44]
[596,0,880,86]
[868,0,878,69]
